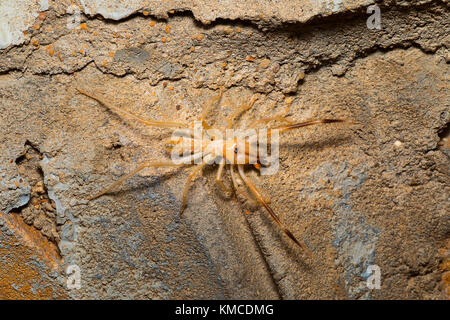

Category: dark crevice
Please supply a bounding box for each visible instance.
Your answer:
[438,121,450,141]
[437,121,450,156]
[89,0,448,32]
[4,1,446,90]
[12,140,61,255]
[15,140,40,165]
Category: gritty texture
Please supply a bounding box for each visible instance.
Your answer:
[0,0,449,299]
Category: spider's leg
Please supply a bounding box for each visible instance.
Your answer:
[216,161,232,193]
[229,160,270,204]
[248,101,292,128]
[88,161,186,201]
[229,165,258,207]
[226,95,258,128]
[249,164,271,204]
[165,124,207,159]
[228,165,239,192]
[77,88,188,128]
[167,136,204,157]
[179,161,208,217]
[237,164,313,257]
[269,118,348,136]
[200,87,223,129]
[248,115,293,129]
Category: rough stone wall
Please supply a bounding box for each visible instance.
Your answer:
[0,0,448,299]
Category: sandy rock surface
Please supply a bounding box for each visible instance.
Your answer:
[0,0,449,299]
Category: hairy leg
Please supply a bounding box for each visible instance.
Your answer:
[226,95,258,129]
[270,118,348,136]
[230,162,271,204]
[200,87,223,129]
[229,165,258,208]
[248,116,292,129]
[166,136,205,157]
[216,161,232,193]
[237,165,313,257]
[228,165,239,191]
[248,104,292,129]
[77,88,188,128]
[245,118,349,141]
[180,162,208,217]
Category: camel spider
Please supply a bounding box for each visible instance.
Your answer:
[77,87,349,257]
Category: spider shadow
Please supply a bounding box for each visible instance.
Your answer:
[277,132,353,156]
[256,210,314,273]
[248,133,354,271]
[94,167,186,200]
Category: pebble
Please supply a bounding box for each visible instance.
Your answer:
[260,58,270,69]
[32,181,45,194]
